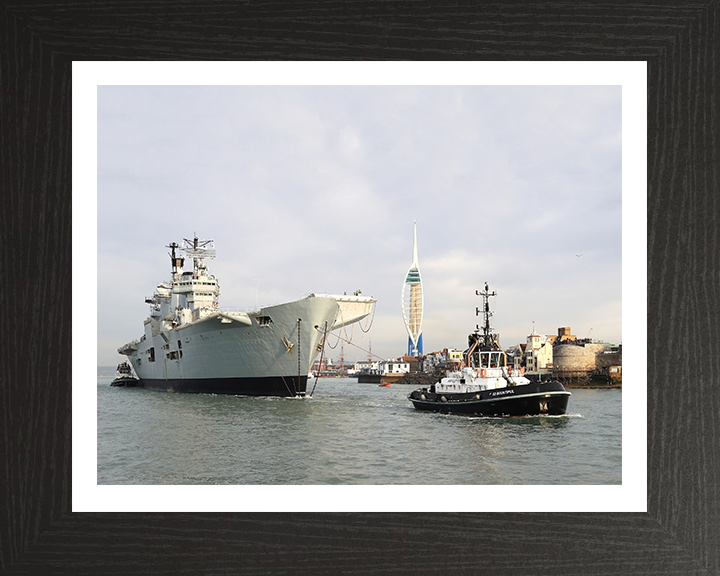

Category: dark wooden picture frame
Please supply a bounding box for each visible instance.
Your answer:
[1,3,717,574]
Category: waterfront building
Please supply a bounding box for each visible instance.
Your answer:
[448,349,464,364]
[556,326,577,343]
[402,221,424,356]
[422,348,463,372]
[378,358,411,375]
[507,343,527,369]
[607,365,622,381]
[508,327,554,375]
[525,327,554,375]
[422,350,444,372]
[353,360,378,373]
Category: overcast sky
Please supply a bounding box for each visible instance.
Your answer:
[97,85,621,366]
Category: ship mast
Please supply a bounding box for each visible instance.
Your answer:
[340,342,345,376]
[166,242,184,280]
[475,282,500,350]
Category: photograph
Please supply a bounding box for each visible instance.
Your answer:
[96,82,623,487]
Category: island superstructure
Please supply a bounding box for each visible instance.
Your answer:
[118,235,375,397]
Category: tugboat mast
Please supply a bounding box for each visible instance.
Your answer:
[475,281,498,349]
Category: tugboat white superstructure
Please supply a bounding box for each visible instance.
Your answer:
[118,235,375,397]
[110,362,138,387]
[408,283,570,416]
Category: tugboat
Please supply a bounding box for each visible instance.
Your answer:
[110,362,139,387]
[408,283,570,416]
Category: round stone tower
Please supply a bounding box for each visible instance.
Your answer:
[553,342,605,382]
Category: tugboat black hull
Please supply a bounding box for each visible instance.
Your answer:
[110,377,139,387]
[408,381,570,416]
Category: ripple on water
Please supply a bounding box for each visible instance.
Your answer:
[97,378,621,485]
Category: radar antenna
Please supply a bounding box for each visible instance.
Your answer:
[182,235,216,275]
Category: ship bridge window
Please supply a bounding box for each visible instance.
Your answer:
[485,352,506,368]
[255,316,273,326]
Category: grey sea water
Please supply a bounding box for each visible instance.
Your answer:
[97,376,621,485]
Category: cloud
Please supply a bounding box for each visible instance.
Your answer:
[98,85,622,365]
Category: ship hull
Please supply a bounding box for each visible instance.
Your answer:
[139,375,308,397]
[124,296,339,397]
[408,381,570,416]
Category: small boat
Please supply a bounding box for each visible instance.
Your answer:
[110,362,139,387]
[378,382,391,387]
[408,283,570,416]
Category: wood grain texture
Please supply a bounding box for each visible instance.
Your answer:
[1,1,718,574]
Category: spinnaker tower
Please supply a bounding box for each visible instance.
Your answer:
[402,221,424,356]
